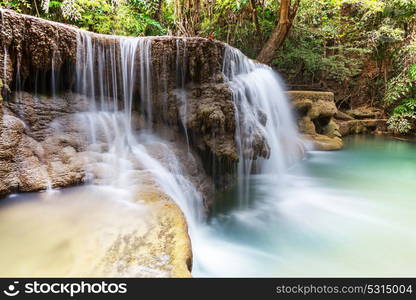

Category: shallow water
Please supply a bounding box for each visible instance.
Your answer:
[193,136,416,277]
[0,136,415,277]
[0,185,171,277]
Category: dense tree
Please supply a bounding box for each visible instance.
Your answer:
[257,0,300,64]
[1,0,416,134]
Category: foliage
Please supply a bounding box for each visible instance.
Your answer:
[392,98,416,115]
[274,1,410,83]
[198,0,278,57]
[409,64,416,80]
[383,35,416,134]
[387,113,416,134]
[0,0,32,12]
[0,0,167,36]
[2,0,416,135]
[272,0,365,87]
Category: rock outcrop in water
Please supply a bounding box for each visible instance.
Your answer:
[336,106,388,136]
[287,91,389,149]
[287,91,343,150]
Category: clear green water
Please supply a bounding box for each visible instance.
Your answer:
[193,136,416,277]
[1,136,415,277]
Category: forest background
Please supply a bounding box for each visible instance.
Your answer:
[1,0,416,134]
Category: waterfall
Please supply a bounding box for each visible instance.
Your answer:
[191,46,304,275]
[222,46,304,207]
[138,39,153,129]
[73,31,204,230]
[1,14,303,274]
[73,34,302,274]
[175,39,190,152]
[120,37,139,130]
[3,11,415,278]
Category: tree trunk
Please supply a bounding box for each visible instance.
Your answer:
[249,0,262,41]
[256,0,300,64]
[153,0,163,22]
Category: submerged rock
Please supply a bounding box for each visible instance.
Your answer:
[0,183,192,278]
[301,133,343,151]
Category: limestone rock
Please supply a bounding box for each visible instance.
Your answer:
[336,119,388,136]
[287,91,343,150]
[135,187,192,277]
[297,116,316,135]
[308,100,337,119]
[6,92,91,141]
[335,110,354,121]
[323,120,342,138]
[302,134,344,151]
[0,115,47,194]
[346,106,384,120]
[292,98,313,115]
[0,10,247,187]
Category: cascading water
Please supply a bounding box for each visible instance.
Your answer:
[1,18,415,277]
[2,9,416,277]
[175,39,190,152]
[191,45,304,275]
[193,46,416,277]
[71,35,307,277]
[0,13,306,275]
[222,46,304,207]
[73,31,204,227]
[138,39,153,129]
[0,28,205,276]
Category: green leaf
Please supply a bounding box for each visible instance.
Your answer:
[409,64,416,81]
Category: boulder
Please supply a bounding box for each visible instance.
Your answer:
[292,98,313,115]
[335,110,354,121]
[287,91,343,150]
[297,116,316,135]
[346,106,384,119]
[336,119,388,136]
[302,134,343,151]
[135,186,192,277]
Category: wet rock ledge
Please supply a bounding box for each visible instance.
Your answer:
[287,91,389,150]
